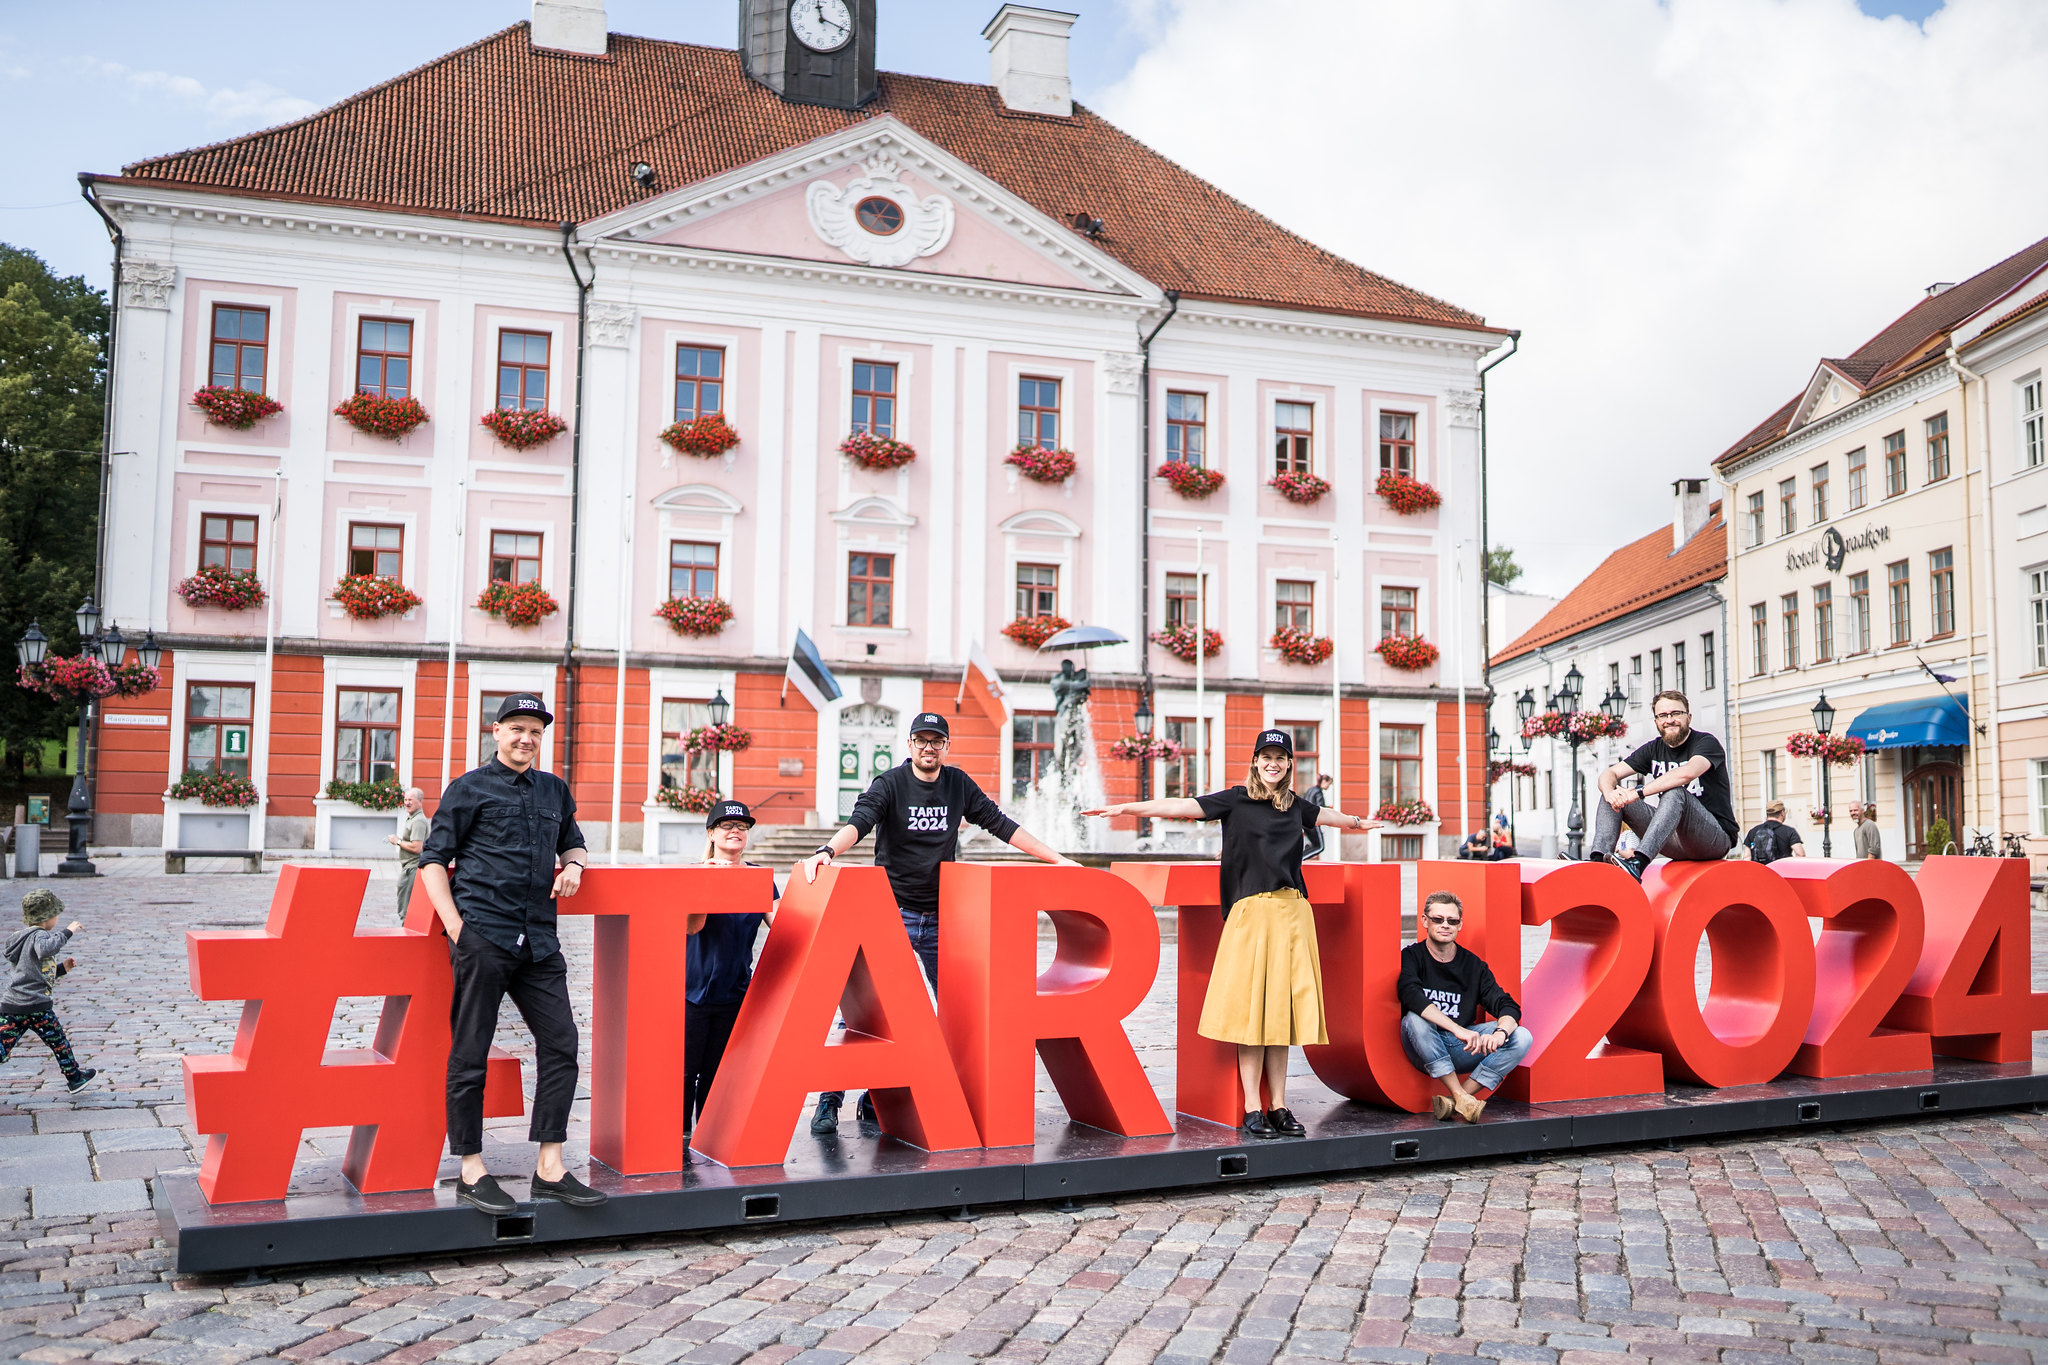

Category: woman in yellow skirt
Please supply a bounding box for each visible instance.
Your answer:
[1086,728,1379,1138]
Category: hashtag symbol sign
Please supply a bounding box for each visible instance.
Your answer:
[184,865,522,1204]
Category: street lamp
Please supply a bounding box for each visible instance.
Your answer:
[1812,691,1835,858]
[137,631,163,672]
[707,687,731,727]
[96,623,125,670]
[14,620,47,668]
[21,599,130,878]
[1556,664,1591,860]
[1132,693,1155,843]
[1601,683,1627,721]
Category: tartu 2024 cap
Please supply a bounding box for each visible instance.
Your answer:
[494,693,554,726]
[710,800,756,828]
[1254,729,1293,756]
[909,712,950,740]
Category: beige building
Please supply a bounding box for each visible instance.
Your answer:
[1716,236,2048,860]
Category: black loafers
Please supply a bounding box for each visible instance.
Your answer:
[1242,1109,1277,1140]
[531,1170,608,1207]
[1266,1107,1306,1138]
[455,1173,517,1215]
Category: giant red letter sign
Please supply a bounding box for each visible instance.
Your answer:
[1304,864,1435,1114]
[1415,859,1523,998]
[1772,857,1932,1077]
[188,866,521,1203]
[938,864,1170,1146]
[689,866,979,1167]
[1887,855,2048,1061]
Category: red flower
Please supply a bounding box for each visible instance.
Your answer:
[1785,731,1865,765]
[654,596,735,637]
[1374,799,1435,826]
[1005,444,1078,484]
[192,386,282,430]
[475,581,559,628]
[166,768,259,808]
[683,723,752,754]
[480,408,568,451]
[840,431,918,470]
[655,784,720,814]
[1002,614,1071,649]
[1156,461,1226,499]
[1375,471,1443,515]
[1270,627,1334,665]
[334,394,430,439]
[660,414,742,458]
[330,574,423,621]
[1375,634,1439,671]
[1151,624,1224,662]
[1109,736,1182,761]
[1268,471,1331,505]
[177,564,267,611]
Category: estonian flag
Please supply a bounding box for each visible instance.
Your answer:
[782,629,843,711]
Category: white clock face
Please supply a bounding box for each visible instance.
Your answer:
[790,0,853,52]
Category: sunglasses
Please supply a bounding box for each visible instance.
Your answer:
[1425,914,1462,927]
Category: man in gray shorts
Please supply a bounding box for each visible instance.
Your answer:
[1587,690,1738,881]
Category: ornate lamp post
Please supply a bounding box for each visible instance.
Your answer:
[1558,663,1586,859]
[708,687,731,727]
[1812,691,1836,858]
[1133,694,1154,841]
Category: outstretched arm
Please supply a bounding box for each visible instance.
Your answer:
[1315,805,1381,831]
[1006,826,1076,865]
[1084,798,1207,820]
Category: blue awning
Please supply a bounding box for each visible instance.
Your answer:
[1843,694,1969,750]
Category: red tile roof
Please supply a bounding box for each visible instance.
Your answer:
[103,24,1498,335]
[1491,505,1725,667]
[1717,233,2048,468]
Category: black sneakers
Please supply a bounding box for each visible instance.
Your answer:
[810,1098,839,1135]
[1266,1107,1306,1138]
[65,1068,100,1095]
[455,1173,517,1215]
[1618,852,1651,884]
[531,1170,608,1207]
[856,1092,877,1125]
[1242,1109,1277,1140]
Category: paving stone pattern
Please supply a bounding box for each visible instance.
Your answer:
[3,869,2048,1363]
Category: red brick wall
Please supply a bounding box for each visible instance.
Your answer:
[1434,699,1488,836]
[1223,694,1263,786]
[733,670,814,825]
[269,654,324,817]
[1338,696,1371,812]
[98,651,175,814]
[922,679,999,795]
[567,664,652,822]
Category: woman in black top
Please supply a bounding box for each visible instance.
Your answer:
[1087,729,1378,1139]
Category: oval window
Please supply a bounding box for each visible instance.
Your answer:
[855,196,905,236]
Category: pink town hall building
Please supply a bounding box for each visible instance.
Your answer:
[82,1,1512,858]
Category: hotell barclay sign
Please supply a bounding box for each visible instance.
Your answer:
[1787,522,1891,574]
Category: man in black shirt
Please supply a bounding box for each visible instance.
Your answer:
[1588,689,1738,881]
[418,693,606,1214]
[1741,801,1807,864]
[1398,890,1532,1122]
[798,711,1068,1134]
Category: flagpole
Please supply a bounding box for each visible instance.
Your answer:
[1195,525,1206,795]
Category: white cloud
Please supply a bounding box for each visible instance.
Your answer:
[86,59,317,129]
[1094,0,2048,596]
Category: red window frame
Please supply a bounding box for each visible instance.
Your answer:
[1380,586,1416,638]
[674,345,725,423]
[1813,583,1834,663]
[1778,478,1797,537]
[1781,592,1800,670]
[1846,449,1868,509]
[1165,391,1206,466]
[1011,710,1054,797]
[660,699,719,791]
[347,522,403,579]
[1018,376,1060,449]
[1379,411,1416,477]
[1883,432,1907,497]
[1887,560,1911,646]
[1165,573,1202,629]
[1810,463,1829,523]
[200,513,258,572]
[489,531,541,586]
[1925,412,1950,482]
[1162,717,1210,799]
[848,552,894,627]
[477,691,514,768]
[185,682,254,779]
[1015,563,1057,619]
[1281,721,1319,789]
[1750,603,1768,675]
[356,318,412,400]
[497,330,550,412]
[334,687,401,785]
[1378,724,1423,805]
[1275,401,1313,476]
[1275,580,1314,633]
[1929,547,1955,637]
[669,540,717,599]
[852,361,897,438]
[210,305,269,391]
[1848,572,1871,653]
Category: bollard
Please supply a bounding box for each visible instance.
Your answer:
[12,823,40,878]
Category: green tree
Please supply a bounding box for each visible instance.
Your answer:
[1485,545,1523,587]
[0,244,108,781]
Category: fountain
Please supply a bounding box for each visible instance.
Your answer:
[1014,658,1109,852]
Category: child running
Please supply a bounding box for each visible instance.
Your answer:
[1087,729,1378,1139]
[1,889,98,1093]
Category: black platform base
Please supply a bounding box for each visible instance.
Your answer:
[158,1060,2048,1274]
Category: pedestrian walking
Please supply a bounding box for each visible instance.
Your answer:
[389,786,429,922]
[1,890,97,1093]
[1852,803,1883,860]
[684,800,777,1138]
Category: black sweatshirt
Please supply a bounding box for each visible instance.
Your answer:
[848,761,1019,916]
[1397,941,1521,1029]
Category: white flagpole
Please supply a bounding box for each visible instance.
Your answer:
[439,480,465,797]
[1329,537,1342,859]
[1195,525,1206,795]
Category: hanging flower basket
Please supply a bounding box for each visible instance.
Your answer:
[1151,623,1223,662]
[660,414,741,458]
[334,394,429,439]
[1565,711,1630,743]
[166,769,259,808]
[1375,799,1436,826]
[655,784,721,815]
[1109,736,1182,762]
[1268,471,1331,505]
[177,564,267,611]
[1375,634,1439,671]
[192,386,282,430]
[1785,731,1865,766]
[1156,461,1225,499]
[683,723,752,754]
[17,656,158,702]
[840,431,918,471]
[1520,712,1566,740]
[323,778,405,811]
[476,581,559,628]
[1488,759,1537,784]
[1005,444,1077,484]
[331,574,423,621]
[1270,626,1334,665]
[1810,806,1832,825]
[655,596,735,637]
[1375,471,1443,515]
[480,408,568,451]
[1002,614,1071,649]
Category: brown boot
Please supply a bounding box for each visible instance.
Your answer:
[1430,1095,1455,1121]
[1453,1092,1487,1123]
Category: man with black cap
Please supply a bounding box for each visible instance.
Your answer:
[797,711,1069,1134]
[418,692,606,1214]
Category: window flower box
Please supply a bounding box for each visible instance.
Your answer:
[1374,634,1439,671]
[331,574,422,621]
[1005,443,1077,484]
[334,394,429,439]
[17,656,158,702]
[1375,799,1436,826]
[660,413,741,458]
[1375,470,1443,515]
[1268,471,1331,505]
[1001,614,1070,649]
[655,784,720,815]
[322,778,405,811]
[840,431,918,470]
[480,407,568,451]
[1785,731,1865,765]
[1270,626,1333,665]
[192,386,282,430]
[1151,623,1223,662]
[1156,460,1225,499]
[177,564,267,611]
[166,768,259,808]
[654,595,734,637]
[1109,736,1182,761]
[683,723,752,754]
[475,581,559,628]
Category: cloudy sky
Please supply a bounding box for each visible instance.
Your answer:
[5,0,2043,595]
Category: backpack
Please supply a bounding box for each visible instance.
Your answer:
[1745,824,1781,864]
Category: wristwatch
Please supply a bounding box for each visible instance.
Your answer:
[813,846,836,861]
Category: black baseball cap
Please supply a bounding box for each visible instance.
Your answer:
[1253,729,1293,756]
[710,800,756,828]
[909,712,950,740]
[495,693,554,726]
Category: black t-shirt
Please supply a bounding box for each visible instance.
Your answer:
[686,862,777,1007]
[848,762,1019,916]
[1742,821,1803,864]
[1621,729,1738,842]
[1397,941,1521,1028]
[1195,786,1319,912]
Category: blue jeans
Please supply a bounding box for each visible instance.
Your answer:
[822,907,938,1110]
[1399,1013,1534,1093]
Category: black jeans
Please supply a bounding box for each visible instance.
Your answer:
[446,929,578,1157]
[684,999,744,1132]
[822,907,938,1111]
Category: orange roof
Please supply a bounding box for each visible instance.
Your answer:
[1491,505,1725,667]
[101,25,1498,335]
[1717,233,2048,468]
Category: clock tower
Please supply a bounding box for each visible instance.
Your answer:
[739,0,879,110]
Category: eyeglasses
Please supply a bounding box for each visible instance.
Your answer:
[908,737,947,750]
[1424,914,1462,927]
[1653,710,1689,721]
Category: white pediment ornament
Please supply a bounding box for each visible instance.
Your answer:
[120,259,175,310]
[807,155,955,269]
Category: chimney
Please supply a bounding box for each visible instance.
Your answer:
[983,5,1077,117]
[1673,478,1709,552]
[532,0,606,55]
